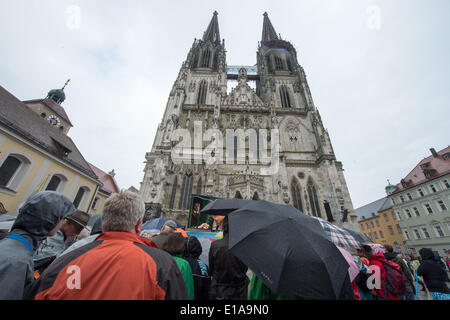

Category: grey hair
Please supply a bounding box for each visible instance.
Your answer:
[102,190,145,232]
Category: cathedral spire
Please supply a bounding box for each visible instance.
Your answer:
[202,11,221,44]
[262,12,279,43]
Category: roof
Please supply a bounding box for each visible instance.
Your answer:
[262,12,279,43]
[392,146,450,194]
[23,98,73,126]
[354,197,390,222]
[88,162,119,195]
[202,11,221,44]
[0,85,97,180]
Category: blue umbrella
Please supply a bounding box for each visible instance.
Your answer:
[142,217,184,230]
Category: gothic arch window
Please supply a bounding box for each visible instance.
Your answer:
[307,178,322,218]
[196,177,202,195]
[178,173,194,210]
[252,191,260,200]
[212,52,219,71]
[234,190,243,199]
[266,55,273,73]
[197,80,208,105]
[286,54,293,72]
[201,49,211,68]
[169,176,178,209]
[274,56,284,70]
[279,85,292,108]
[291,178,303,212]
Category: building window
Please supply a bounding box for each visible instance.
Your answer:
[433,225,445,238]
[169,176,178,209]
[201,49,211,68]
[403,230,410,240]
[196,177,202,195]
[396,211,402,220]
[379,230,384,238]
[424,203,433,215]
[407,193,412,200]
[421,227,431,239]
[73,187,87,209]
[91,197,100,211]
[391,212,396,220]
[307,178,321,218]
[436,200,447,211]
[430,184,437,193]
[388,225,394,235]
[371,221,375,228]
[45,175,62,191]
[178,173,194,210]
[413,229,421,240]
[418,188,425,197]
[373,231,378,239]
[376,220,380,227]
[197,80,208,105]
[290,179,303,212]
[0,155,22,187]
[366,222,369,229]
[396,224,402,233]
[400,195,405,203]
[274,56,284,70]
[413,207,420,217]
[279,85,292,108]
[383,213,389,222]
[405,209,412,219]
[442,179,450,189]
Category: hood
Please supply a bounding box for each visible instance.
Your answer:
[384,251,398,261]
[370,251,387,262]
[11,191,76,250]
[419,248,435,260]
[183,235,202,260]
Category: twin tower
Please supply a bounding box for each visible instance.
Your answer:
[139,12,358,230]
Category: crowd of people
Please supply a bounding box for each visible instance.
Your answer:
[0,190,449,300]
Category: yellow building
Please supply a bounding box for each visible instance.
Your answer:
[0,84,117,217]
[355,195,405,251]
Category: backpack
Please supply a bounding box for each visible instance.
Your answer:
[382,260,406,295]
[355,268,372,293]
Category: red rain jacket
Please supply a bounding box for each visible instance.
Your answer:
[33,231,188,300]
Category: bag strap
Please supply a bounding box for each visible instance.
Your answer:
[6,233,33,255]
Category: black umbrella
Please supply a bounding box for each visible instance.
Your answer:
[199,198,254,215]
[227,200,352,299]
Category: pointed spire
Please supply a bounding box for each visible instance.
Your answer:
[203,11,221,43]
[262,12,279,43]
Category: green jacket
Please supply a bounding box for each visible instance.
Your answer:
[248,274,308,300]
[173,255,195,300]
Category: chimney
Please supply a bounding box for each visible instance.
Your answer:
[108,169,115,177]
[430,148,438,158]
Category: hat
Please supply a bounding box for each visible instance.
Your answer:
[163,220,177,231]
[66,210,90,229]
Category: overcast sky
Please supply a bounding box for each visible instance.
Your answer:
[1,0,448,209]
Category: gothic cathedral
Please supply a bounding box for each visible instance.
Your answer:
[139,12,358,230]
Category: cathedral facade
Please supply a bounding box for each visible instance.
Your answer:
[139,12,358,230]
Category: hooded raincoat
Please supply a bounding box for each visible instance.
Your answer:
[0,191,75,300]
[417,248,450,294]
[183,236,211,300]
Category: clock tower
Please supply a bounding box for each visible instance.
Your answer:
[23,80,73,135]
